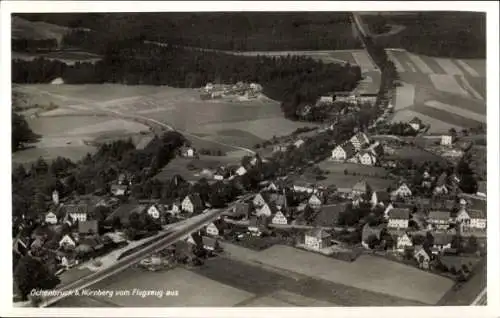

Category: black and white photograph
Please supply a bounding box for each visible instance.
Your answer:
[2,1,499,317]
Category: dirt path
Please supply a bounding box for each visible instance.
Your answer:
[19,86,256,155]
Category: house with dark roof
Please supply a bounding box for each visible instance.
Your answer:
[433,173,449,195]
[331,142,357,161]
[456,208,487,232]
[205,219,227,237]
[431,233,453,254]
[304,228,331,251]
[387,208,410,229]
[351,179,371,197]
[362,223,384,249]
[371,191,390,207]
[181,193,204,214]
[229,202,251,220]
[269,193,287,210]
[312,203,346,227]
[427,211,451,230]
[413,245,431,269]
[350,132,370,151]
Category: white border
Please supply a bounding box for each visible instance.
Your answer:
[1,1,499,317]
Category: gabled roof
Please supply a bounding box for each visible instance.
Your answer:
[432,233,453,246]
[184,193,204,209]
[313,203,347,227]
[368,142,384,157]
[468,209,486,219]
[374,191,390,203]
[388,208,410,220]
[340,142,357,158]
[148,204,166,214]
[428,210,451,220]
[351,132,370,145]
[232,202,251,216]
[362,223,383,242]
[306,227,331,239]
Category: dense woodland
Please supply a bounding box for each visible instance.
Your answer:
[12,40,362,118]
[12,113,40,152]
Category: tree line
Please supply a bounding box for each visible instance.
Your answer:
[12,38,58,53]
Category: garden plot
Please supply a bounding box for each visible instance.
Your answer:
[434,58,465,76]
[393,82,416,110]
[424,100,486,123]
[406,52,434,74]
[429,74,469,97]
[256,245,454,305]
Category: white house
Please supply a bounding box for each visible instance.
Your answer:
[358,152,377,166]
[253,193,268,208]
[304,228,331,251]
[396,233,413,252]
[271,211,288,225]
[383,203,394,219]
[391,183,412,198]
[331,142,357,161]
[350,132,370,151]
[456,208,487,231]
[52,190,59,205]
[441,135,453,146]
[147,205,162,220]
[294,139,305,148]
[65,204,89,223]
[236,166,247,176]
[318,96,334,104]
[256,203,273,218]
[409,117,423,131]
[308,194,323,208]
[45,211,58,225]
[387,208,410,229]
[182,147,195,158]
[59,234,78,249]
[181,194,204,214]
[205,222,223,237]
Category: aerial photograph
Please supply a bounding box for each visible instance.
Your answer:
[10,9,487,308]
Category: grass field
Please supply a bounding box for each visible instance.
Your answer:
[153,156,241,182]
[12,16,69,41]
[317,161,389,176]
[256,245,454,305]
[291,172,393,192]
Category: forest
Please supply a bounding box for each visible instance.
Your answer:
[12,39,362,118]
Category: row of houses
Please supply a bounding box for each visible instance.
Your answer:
[331,132,384,166]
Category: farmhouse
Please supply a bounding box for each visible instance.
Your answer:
[357,151,377,166]
[229,202,251,220]
[361,223,383,249]
[312,203,346,227]
[235,166,247,176]
[455,208,487,231]
[304,228,331,251]
[308,194,323,208]
[427,211,451,231]
[271,210,288,225]
[396,232,413,252]
[409,117,423,131]
[63,204,89,222]
[182,193,204,214]
[431,233,453,254]
[147,204,165,220]
[441,135,453,146]
[331,142,357,161]
[371,191,390,207]
[391,182,413,198]
[414,246,431,269]
[294,139,305,148]
[350,132,370,151]
[351,179,371,197]
[387,208,410,229]
[59,234,78,249]
[45,211,58,225]
[205,220,226,237]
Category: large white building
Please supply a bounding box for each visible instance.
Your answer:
[387,208,410,229]
[331,142,357,161]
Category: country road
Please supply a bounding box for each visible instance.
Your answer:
[18,85,256,155]
[39,194,253,307]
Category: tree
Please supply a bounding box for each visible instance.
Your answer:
[366,234,380,249]
[12,113,40,152]
[14,255,61,301]
[467,235,479,253]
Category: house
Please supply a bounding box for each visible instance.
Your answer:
[182,194,204,214]
[367,141,384,157]
[441,135,453,146]
[357,151,377,166]
[396,232,413,252]
[292,182,317,194]
[273,144,288,153]
[269,193,287,210]
[205,220,226,237]
[427,211,451,230]
[371,191,390,207]
[304,228,331,251]
[64,204,90,223]
[256,203,276,218]
[318,95,334,104]
[147,204,165,220]
[229,202,251,220]
[350,132,370,151]
[391,182,412,198]
[60,256,78,269]
[265,182,280,192]
[105,204,147,227]
[181,147,196,158]
[434,174,449,196]
[294,139,305,148]
[59,234,78,249]
[387,208,410,229]
[202,236,220,252]
[432,233,453,254]
[361,223,383,249]
[331,142,357,161]
[352,179,371,197]
[413,245,431,269]
[271,210,288,225]
[78,220,98,235]
[409,117,423,131]
[45,211,58,225]
[456,208,487,231]
[111,184,129,196]
[308,194,323,208]
[248,217,262,236]
[235,166,247,176]
[383,203,394,219]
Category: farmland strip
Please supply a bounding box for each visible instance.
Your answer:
[429,74,469,97]
[352,51,377,72]
[456,76,484,100]
[407,53,433,74]
[455,60,480,77]
[434,58,465,76]
[424,100,486,123]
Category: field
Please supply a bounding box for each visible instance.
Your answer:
[256,245,454,305]
[13,84,312,164]
[290,171,394,193]
[12,16,69,41]
[317,161,389,176]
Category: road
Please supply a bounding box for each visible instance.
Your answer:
[18,85,256,155]
[38,194,253,307]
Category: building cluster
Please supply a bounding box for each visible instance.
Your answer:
[200,82,263,100]
[316,92,378,107]
[331,132,384,166]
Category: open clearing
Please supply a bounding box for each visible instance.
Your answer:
[256,245,454,305]
[290,172,393,193]
[317,161,389,176]
[424,100,486,124]
[12,16,69,41]
[88,267,253,307]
